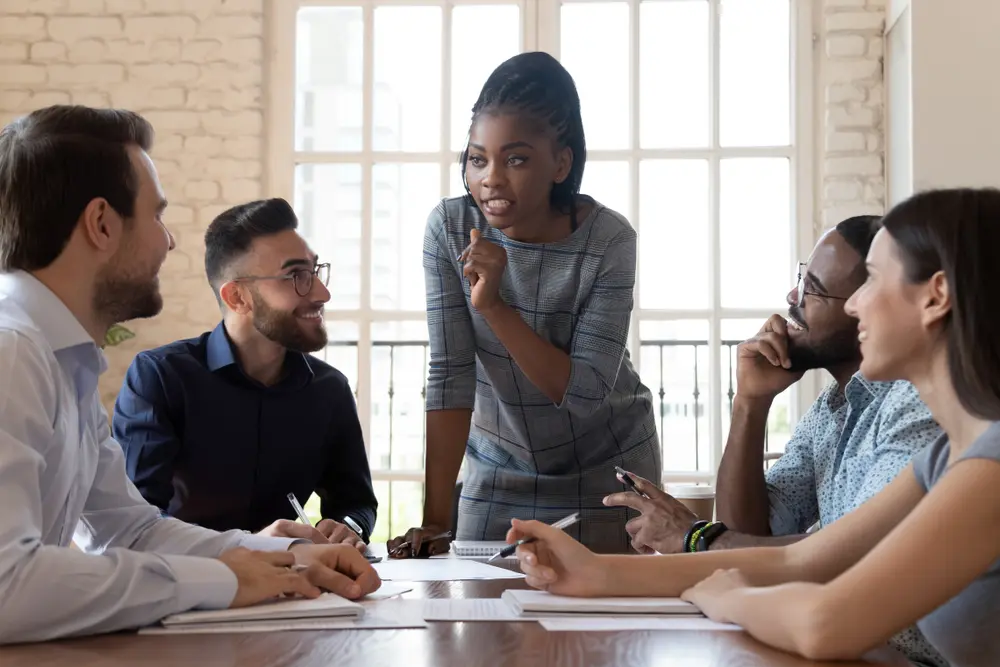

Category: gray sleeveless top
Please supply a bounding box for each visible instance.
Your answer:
[912,422,1000,667]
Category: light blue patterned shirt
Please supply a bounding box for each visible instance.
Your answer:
[765,372,947,667]
[0,271,298,644]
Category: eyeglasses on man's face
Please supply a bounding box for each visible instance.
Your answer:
[794,262,851,309]
[233,262,331,297]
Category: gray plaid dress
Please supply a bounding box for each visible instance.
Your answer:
[423,196,661,553]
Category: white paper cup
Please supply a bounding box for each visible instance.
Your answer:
[665,484,716,521]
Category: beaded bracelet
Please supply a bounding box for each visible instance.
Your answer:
[682,520,709,553]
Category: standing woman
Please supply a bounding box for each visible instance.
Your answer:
[388,52,660,556]
[509,187,1000,666]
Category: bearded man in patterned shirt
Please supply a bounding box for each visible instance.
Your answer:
[605,215,947,667]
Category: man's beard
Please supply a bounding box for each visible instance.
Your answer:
[251,290,327,353]
[787,321,862,373]
[93,263,163,327]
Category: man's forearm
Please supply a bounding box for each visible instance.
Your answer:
[423,409,472,527]
[715,395,774,534]
[710,530,807,550]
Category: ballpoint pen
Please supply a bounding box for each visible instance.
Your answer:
[287,492,312,526]
[488,512,580,562]
[614,466,650,499]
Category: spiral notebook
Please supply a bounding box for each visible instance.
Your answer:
[450,541,511,558]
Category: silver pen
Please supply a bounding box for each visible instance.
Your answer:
[287,492,312,527]
[488,512,580,562]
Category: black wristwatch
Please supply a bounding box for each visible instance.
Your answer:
[696,521,729,552]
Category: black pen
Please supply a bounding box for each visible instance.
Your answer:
[615,466,650,499]
[488,512,580,562]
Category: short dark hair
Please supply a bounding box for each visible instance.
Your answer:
[0,105,154,272]
[459,52,586,223]
[835,214,882,283]
[882,188,1000,420]
[204,198,298,299]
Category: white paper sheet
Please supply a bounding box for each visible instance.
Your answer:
[139,613,427,635]
[538,617,742,632]
[359,599,602,623]
[418,598,529,621]
[363,581,414,600]
[161,592,361,626]
[373,558,524,581]
[502,589,696,615]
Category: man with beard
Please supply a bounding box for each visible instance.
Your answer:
[113,198,377,549]
[0,107,379,644]
[605,215,946,664]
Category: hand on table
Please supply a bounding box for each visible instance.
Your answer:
[386,525,452,559]
[288,543,381,599]
[506,518,609,597]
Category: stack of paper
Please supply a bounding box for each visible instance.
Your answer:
[501,589,699,616]
[160,592,364,627]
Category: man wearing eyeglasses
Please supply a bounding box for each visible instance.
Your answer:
[604,215,947,665]
[113,198,377,549]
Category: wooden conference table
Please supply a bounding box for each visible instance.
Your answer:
[2,559,909,667]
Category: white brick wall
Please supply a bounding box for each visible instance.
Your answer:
[0,0,887,411]
[818,0,886,229]
[0,0,264,410]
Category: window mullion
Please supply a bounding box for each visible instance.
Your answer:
[357,2,375,455]
[708,0,723,475]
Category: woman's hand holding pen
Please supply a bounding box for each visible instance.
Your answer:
[459,229,507,313]
[506,518,609,597]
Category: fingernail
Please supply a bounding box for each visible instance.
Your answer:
[602,496,610,505]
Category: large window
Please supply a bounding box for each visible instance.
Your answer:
[266,0,815,542]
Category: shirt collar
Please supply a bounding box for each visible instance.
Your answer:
[0,270,97,353]
[206,321,238,371]
[207,321,315,389]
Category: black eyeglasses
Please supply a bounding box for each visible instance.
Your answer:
[795,262,850,308]
[234,263,331,297]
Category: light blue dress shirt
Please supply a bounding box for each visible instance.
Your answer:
[0,271,297,644]
[764,372,947,667]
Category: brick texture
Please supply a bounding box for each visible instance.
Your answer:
[0,0,264,411]
[819,0,886,229]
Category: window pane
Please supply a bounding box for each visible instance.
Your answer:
[720,0,790,146]
[450,162,465,199]
[640,1,709,148]
[295,7,363,152]
[451,5,521,151]
[369,480,424,544]
[372,163,440,310]
[639,320,711,472]
[721,319,793,455]
[720,158,790,309]
[311,322,359,392]
[370,322,429,474]
[374,7,442,151]
[295,164,362,310]
[561,3,629,150]
[581,160,629,220]
[638,160,709,309]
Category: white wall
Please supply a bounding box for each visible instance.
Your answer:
[910,1,1000,191]
[816,0,887,230]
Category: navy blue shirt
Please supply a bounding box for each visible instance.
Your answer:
[112,323,377,539]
